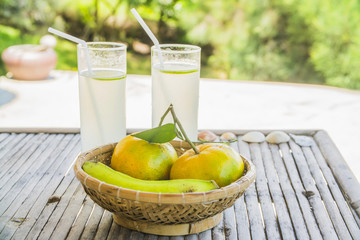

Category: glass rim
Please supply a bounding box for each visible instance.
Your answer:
[152,44,201,54]
[77,42,127,51]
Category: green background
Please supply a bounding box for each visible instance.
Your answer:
[1,0,359,89]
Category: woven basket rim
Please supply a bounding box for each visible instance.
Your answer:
[74,140,256,204]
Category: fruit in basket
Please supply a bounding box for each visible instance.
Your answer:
[83,162,219,193]
[170,143,245,187]
[111,135,177,180]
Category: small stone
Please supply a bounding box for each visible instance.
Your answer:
[265,131,290,144]
[242,131,265,143]
[198,130,217,142]
[220,132,237,141]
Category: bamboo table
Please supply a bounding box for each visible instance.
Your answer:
[0,129,359,239]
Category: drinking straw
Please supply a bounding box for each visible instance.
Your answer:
[48,27,103,149]
[131,9,172,128]
[130,8,164,67]
[48,27,93,74]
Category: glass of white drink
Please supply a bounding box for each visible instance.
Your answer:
[151,44,201,141]
[77,42,127,151]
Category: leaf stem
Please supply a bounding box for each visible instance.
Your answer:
[158,106,172,127]
[168,104,200,154]
[193,139,238,144]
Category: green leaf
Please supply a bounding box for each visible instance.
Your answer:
[132,123,177,143]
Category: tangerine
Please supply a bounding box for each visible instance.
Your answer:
[170,143,244,187]
[111,135,177,180]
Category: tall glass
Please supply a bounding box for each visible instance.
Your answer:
[77,42,127,151]
[151,44,201,141]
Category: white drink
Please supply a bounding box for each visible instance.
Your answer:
[152,63,200,140]
[79,69,126,151]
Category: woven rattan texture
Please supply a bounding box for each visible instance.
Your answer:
[75,141,255,225]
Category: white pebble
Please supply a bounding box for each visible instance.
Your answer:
[266,131,290,144]
[242,131,265,143]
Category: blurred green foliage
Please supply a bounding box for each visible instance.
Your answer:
[0,0,359,89]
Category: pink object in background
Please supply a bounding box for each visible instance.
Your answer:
[1,35,57,80]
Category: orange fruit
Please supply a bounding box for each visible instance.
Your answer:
[111,135,178,180]
[170,143,244,187]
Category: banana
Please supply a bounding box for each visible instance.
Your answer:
[83,162,219,193]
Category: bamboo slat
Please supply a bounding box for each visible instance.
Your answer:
[223,207,237,240]
[66,195,95,240]
[79,204,105,240]
[0,133,43,186]
[259,141,296,240]
[230,141,251,240]
[237,138,266,240]
[314,130,360,217]
[0,133,10,142]
[198,228,211,239]
[301,143,357,239]
[248,143,281,240]
[310,142,360,239]
[11,135,80,239]
[0,133,26,166]
[184,233,198,240]
[0,134,76,238]
[268,144,317,240]
[281,142,339,239]
[211,212,225,240]
[0,130,359,239]
[93,210,113,239]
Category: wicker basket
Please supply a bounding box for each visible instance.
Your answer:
[73,140,256,236]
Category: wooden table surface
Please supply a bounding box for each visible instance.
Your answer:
[0,129,360,239]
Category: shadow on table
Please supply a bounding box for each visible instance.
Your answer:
[0,88,16,106]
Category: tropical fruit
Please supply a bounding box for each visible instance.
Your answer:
[111,135,178,180]
[170,143,245,187]
[83,162,218,193]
